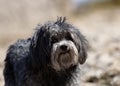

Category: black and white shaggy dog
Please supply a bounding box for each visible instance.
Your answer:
[4,17,88,86]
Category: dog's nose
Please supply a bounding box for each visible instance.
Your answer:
[60,45,69,51]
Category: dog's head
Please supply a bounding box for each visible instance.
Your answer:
[30,17,87,71]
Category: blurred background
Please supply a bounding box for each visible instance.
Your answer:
[0,0,120,86]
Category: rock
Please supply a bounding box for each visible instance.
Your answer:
[111,75,120,86]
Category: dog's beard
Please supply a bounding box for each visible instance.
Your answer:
[51,40,78,71]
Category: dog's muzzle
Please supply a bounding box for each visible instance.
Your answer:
[51,40,78,71]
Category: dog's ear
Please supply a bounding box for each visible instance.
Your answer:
[79,36,87,64]
[73,29,88,64]
[31,25,44,49]
[30,25,51,68]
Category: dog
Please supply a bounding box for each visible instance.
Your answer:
[3,17,88,86]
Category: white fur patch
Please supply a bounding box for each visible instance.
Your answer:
[51,40,78,71]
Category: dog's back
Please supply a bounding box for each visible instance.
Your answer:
[3,38,31,86]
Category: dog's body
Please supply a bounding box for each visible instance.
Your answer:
[4,17,87,86]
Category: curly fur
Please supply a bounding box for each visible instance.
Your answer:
[3,17,88,86]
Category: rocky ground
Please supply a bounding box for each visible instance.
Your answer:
[75,8,120,86]
[0,1,120,85]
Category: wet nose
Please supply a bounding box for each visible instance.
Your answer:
[60,45,69,51]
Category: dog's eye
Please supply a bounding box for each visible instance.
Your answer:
[65,32,73,41]
[51,37,58,43]
[65,35,72,41]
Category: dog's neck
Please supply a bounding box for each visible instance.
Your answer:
[27,54,80,86]
[27,58,80,86]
